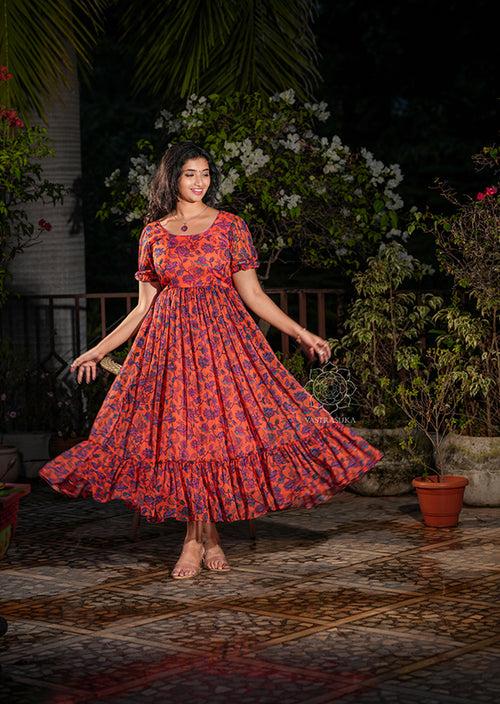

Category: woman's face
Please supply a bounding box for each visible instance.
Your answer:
[177,157,211,204]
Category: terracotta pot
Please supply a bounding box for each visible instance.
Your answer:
[412,474,469,528]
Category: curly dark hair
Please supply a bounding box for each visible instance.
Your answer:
[144,141,221,224]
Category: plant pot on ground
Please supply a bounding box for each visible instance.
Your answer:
[393,345,475,528]
[407,144,500,514]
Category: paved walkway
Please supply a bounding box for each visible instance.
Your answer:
[1,481,499,703]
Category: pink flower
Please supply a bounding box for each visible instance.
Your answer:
[38,218,52,231]
[0,66,13,81]
[476,192,486,201]
[0,107,24,128]
[485,186,498,196]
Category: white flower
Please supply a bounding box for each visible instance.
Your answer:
[223,138,270,177]
[304,101,330,122]
[154,109,182,133]
[179,94,210,128]
[269,88,296,105]
[278,132,301,153]
[104,169,120,188]
[127,154,155,198]
[385,228,402,238]
[385,193,404,211]
[276,189,302,217]
[323,135,350,174]
[218,167,240,197]
[125,208,142,223]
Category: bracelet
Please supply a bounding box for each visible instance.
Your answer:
[295,326,307,342]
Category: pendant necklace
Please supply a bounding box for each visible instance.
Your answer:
[175,205,209,232]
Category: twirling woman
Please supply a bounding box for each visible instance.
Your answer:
[40,141,383,579]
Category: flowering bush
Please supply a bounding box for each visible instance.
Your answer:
[0,66,65,306]
[404,146,499,437]
[98,90,410,279]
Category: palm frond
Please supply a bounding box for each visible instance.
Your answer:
[0,0,109,121]
[121,0,321,101]
[120,0,236,99]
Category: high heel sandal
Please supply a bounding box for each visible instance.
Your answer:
[171,544,205,580]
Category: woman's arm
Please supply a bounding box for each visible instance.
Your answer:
[232,269,332,364]
[70,280,162,384]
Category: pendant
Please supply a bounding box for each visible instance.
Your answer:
[180,225,188,232]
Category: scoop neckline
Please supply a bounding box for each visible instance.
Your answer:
[156,209,222,237]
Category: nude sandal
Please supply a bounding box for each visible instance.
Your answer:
[171,545,205,579]
[202,545,231,572]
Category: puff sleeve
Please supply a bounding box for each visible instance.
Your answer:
[229,215,260,273]
[134,225,159,282]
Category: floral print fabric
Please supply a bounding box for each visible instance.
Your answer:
[40,210,384,522]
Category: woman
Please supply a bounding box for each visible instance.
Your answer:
[40,141,384,579]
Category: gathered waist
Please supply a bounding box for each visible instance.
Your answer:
[160,283,234,292]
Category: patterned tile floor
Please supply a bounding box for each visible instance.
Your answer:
[1,481,499,703]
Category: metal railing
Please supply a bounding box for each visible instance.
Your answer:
[0,288,349,373]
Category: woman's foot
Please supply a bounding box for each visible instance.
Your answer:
[171,539,205,579]
[202,525,231,572]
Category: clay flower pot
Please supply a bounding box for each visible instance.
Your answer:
[412,474,469,527]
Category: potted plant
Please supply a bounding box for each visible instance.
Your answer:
[392,338,483,526]
[325,240,439,496]
[410,145,500,506]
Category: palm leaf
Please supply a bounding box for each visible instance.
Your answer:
[0,0,109,121]
[120,0,235,99]
[120,0,321,100]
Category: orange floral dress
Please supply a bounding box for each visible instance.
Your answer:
[40,210,384,522]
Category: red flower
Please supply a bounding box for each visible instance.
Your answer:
[485,186,498,196]
[0,66,13,81]
[38,219,52,232]
[476,192,486,201]
[0,107,24,128]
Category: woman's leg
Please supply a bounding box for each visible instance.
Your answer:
[202,521,231,570]
[171,520,205,577]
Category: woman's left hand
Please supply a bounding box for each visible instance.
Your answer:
[295,328,332,364]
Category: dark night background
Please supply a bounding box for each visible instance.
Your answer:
[80,0,498,293]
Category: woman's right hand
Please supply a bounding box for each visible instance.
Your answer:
[295,328,332,365]
[69,347,105,384]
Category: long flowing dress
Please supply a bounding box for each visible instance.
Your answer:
[39,210,384,522]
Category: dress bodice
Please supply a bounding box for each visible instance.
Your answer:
[134,210,260,289]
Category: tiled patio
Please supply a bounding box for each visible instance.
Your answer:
[1,481,499,703]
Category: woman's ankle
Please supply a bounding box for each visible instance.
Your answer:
[184,520,205,543]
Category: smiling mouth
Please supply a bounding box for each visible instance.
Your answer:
[191,188,204,194]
